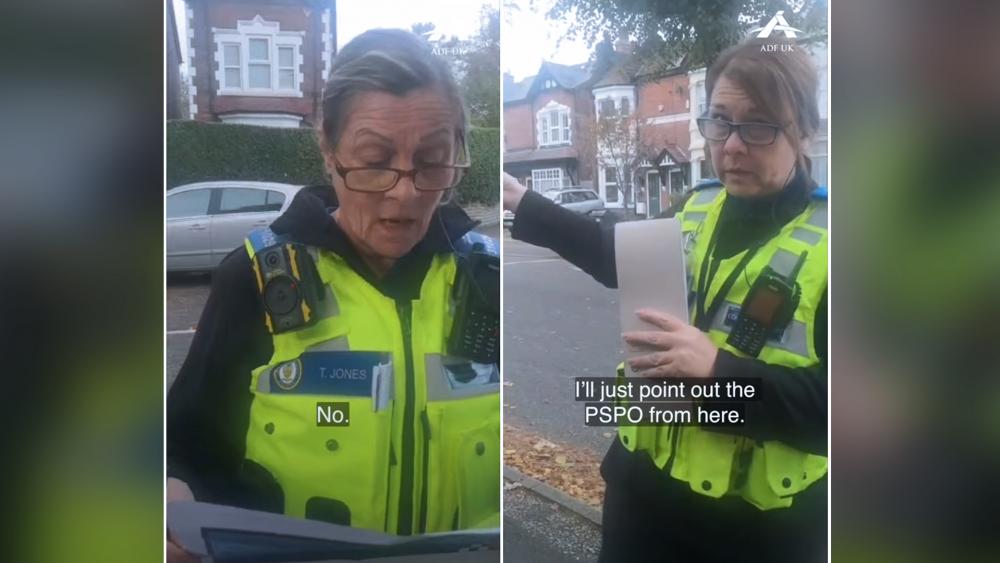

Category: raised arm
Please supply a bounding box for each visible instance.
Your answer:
[504,173,619,288]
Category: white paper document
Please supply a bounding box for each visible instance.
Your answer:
[614,218,689,377]
[168,501,499,562]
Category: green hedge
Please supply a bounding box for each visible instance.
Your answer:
[167,121,499,205]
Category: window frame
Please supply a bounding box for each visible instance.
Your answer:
[536,103,571,147]
[277,45,295,90]
[603,166,620,203]
[222,42,242,89]
[265,189,286,211]
[696,80,707,116]
[213,15,304,98]
[216,187,272,215]
[247,36,272,90]
[531,168,563,192]
[167,189,214,220]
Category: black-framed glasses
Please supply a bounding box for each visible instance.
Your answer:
[697,117,782,146]
[333,156,469,193]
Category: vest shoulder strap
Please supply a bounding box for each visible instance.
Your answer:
[452,231,499,259]
[245,227,291,259]
[683,183,725,210]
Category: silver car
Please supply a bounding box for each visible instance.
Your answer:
[543,188,606,216]
[166,181,303,272]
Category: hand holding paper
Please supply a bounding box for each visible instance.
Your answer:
[623,309,718,379]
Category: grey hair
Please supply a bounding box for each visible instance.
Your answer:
[318,29,470,158]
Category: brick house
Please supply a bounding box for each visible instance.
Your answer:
[183,0,336,128]
[168,2,184,120]
[502,61,596,193]
[589,42,692,213]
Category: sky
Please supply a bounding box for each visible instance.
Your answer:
[172,0,589,82]
[337,0,489,47]
[502,0,592,81]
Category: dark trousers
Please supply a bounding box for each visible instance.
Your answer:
[597,440,827,563]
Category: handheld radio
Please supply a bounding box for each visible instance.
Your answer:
[726,251,806,357]
[448,242,500,364]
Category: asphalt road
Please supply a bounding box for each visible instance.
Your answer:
[502,232,621,456]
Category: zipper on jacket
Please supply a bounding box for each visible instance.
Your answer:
[665,423,681,473]
[385,442,396,533]
[396,301,416,535]
[418,409,432,533]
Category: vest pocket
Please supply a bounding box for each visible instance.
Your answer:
[670,426,740,499]
[425,393,500,531]
[245,354,395,532]
[736,441,827,510]
[763,440,827,497]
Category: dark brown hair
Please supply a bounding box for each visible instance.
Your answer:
[705,38,819,169]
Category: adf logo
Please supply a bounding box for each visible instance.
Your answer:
[755,10,803,39]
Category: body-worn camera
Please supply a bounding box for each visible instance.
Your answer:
[250,238,325,334]
[448,244,500,364]
[726,252,806,357]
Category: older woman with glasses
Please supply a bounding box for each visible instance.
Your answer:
[167,29,499,561]
[504,38,827,562]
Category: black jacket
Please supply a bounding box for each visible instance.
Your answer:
[511,168,828,455]
[166,185,480,503]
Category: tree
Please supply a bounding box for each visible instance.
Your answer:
[411,6,500,128]
[591,109,649,214]
[462,6,501,127]
[547,0,827,71]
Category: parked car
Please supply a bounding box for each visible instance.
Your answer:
[166,181,303,272]
[502,209,515,229]
[543,188,606,216]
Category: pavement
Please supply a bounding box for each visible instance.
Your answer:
[503,474,601,563]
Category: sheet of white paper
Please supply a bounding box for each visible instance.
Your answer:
[168,501,499,563]
[615,218,689,377]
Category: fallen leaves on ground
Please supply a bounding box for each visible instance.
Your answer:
[504,424,606,508]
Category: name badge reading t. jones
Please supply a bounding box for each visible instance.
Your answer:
[269,351,392,397]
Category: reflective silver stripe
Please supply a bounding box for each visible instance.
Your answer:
[257,336,350,392]
[316,285,340,317]
[708,301,810,358]
[308,248,340,318]
[692,187,723,205]
[425,354,500,401]
[683,211,707,224]
[768,248,802,278]
[790,227,822,246]
[306,335,350,352]
[769,319,811,358]
[805,203,827,229]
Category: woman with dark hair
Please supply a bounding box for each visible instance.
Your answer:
[167,29,500,561]
[505,38,827,562]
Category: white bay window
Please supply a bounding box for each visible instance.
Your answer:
[213,15,304,97]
